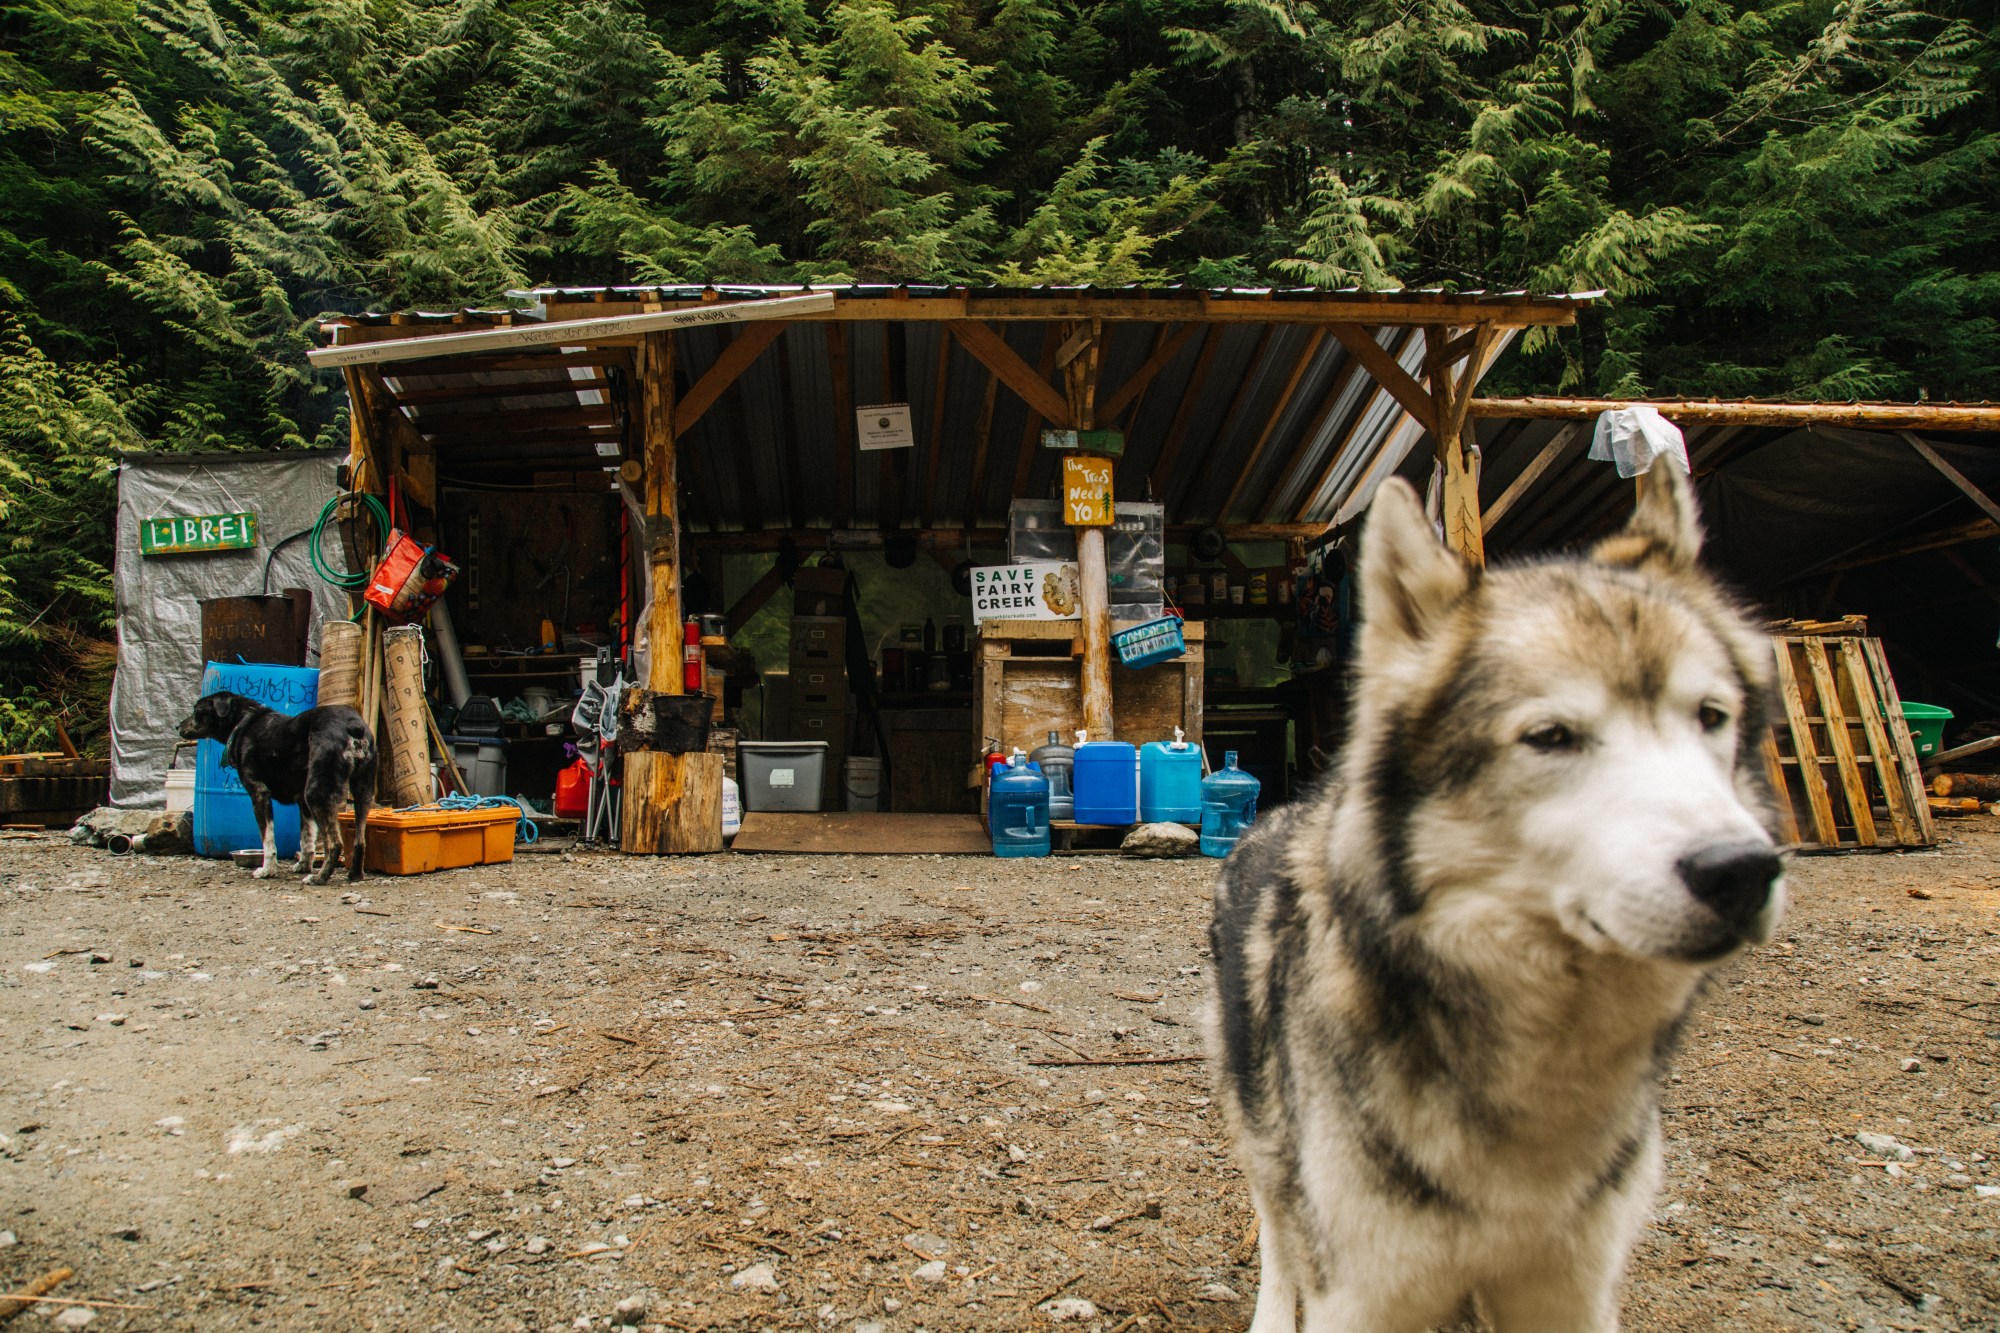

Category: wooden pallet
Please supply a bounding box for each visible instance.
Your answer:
[1762,635,1934,850]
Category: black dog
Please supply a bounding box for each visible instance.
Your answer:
[178,690,377,883]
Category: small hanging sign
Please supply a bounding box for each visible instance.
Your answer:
[856,402,915,451]
[970,561,1082,623]
[1063,455,1114,526]
[1041,427,1125,456]
[139,512,258,556]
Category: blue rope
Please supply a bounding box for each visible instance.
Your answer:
[394,792,540,845]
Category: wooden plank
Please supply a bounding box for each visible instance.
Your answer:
[1759,735,1802,845]
[1218,329,1325,520]
[1327,324,1437,436]
[1860,637,1936,843]
[947,321,1073,429]
[388,378,609,405]
[379,349,636,378]
[674,322,786,438]
[536,293,1584,328]
[1802,638,1876,844]
[1899,430,2000,525]
[1482,423,1579,532]
[1469,397,2000,431]
[1771,642,1841,846]
[724,559,788,635]
[311,292,833,367]
[1098,323,1197,423]
[1837,638,1920,844]
[1922,733,2000,770]
[729,812,990,855]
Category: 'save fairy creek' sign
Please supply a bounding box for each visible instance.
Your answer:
[970,561,1082,623]
[140,512,258,556]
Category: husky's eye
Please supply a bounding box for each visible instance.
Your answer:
[1520,723,1580,752]
[1698,703,1730,733]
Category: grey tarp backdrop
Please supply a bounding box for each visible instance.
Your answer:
[110,450,351,806]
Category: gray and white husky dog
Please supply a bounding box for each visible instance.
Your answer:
[1208,458,1785,1333]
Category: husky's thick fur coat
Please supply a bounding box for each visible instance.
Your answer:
[178,690,377,883]
[1208,460,1785,1333]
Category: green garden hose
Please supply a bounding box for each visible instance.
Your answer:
[310,491,390,591]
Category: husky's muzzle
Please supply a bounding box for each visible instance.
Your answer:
[1676,840,1784,957]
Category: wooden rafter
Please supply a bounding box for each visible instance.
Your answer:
[1482,422,1579,532]
[1328,324,1437,436]
[388,378,608,405]
[1013,324,1064,500]
[384,349,635,378]
[879,322,911,531]
[947,320,1073,429]
[1900,430,2000,526]
[674,323,786,438]
[727,371,761,532]
[964,370,1000,526]
[1098,323,1196,424]
[1294,329,1425,520]
[1172,322,1272,513]
[1470,397,2000,431]
[775,332,805,529]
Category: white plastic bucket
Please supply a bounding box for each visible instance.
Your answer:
[843,757,884,812]
[722,776,742,839]
[164,769,195,815]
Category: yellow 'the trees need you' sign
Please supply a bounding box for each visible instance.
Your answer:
[1062,455,1113,526]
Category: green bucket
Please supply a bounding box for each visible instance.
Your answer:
[1897,701,1953,758]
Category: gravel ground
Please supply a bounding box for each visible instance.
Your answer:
[1,823,1997,1333]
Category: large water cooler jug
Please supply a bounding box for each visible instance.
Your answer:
[192,660,321,859]
[1029,730,1075,821]
[989,752,1051,858]
[1199,750,1261,858]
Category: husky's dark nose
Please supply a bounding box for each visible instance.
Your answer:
[1678,842,1783,927]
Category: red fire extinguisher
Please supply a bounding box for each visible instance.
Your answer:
[683,617,703,693]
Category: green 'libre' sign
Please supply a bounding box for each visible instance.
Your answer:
[139,512,259,556]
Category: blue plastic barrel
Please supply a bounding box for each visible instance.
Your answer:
[990,754,1051,858]
[192,660,321,859]
[1139,733,1203,823]
[1200,750,1261,858]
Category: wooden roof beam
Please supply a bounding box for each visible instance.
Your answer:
[948,320,1074,429]
[1219,328,1327,521]
[1900,431,2000,526]
[1328,324,1437,436]
[674,323,786,438]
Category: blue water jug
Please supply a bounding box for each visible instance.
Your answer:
[1200,750,1261,858]
[192,660,321,859]
[1140,728,1204,823]
[1029,730,1076,821]
[1073,734,1138,825]
[990,752,1051,857]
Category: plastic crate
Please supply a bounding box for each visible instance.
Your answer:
[1112,615,1186,668]
[337,803,519,875]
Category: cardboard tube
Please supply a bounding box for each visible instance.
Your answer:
[381,624,431,807]
[318,619,363,710]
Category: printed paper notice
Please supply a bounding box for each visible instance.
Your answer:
[855,403,914,451]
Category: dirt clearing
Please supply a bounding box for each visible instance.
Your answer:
[1,827,1996,1332]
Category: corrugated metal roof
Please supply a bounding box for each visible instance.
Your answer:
[335,284,1598,530]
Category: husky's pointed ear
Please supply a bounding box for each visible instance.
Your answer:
[1595,457,1702,572]
[1358,478,1472,660]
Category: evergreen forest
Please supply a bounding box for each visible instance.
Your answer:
[1,0,1996,748]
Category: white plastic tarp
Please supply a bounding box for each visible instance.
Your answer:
[110,450,350,807]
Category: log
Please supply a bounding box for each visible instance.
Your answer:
[1467,397,2000,432]
[1076,526,1114,738]
[620,751,723,854]
[1926,795,1989,816]
[1930,772,2000,800]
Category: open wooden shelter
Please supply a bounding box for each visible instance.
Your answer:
[313,285,2000,854]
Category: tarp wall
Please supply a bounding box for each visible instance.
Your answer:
[110,450,349,806]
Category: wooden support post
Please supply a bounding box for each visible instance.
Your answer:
[1427,325,1497,567]
[1062,321,1116,740]
[621,331,721,854]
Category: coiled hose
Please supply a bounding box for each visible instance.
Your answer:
[309,491,391,591]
